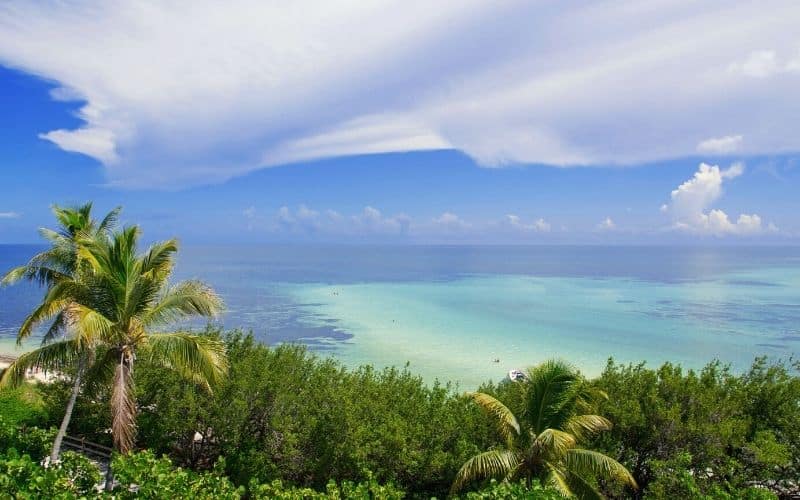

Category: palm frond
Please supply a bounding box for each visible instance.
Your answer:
[139,239,178,280]
[450,449,520,494]
[17,298,71,343]
[0,339,82,388]
[145,332,228,390]
[2,260,72,288]
[65,303,115,347]
[1,265,32,287]
[564,414,612,442]
[468,392,520,446]
[142,280,224,327]
[524,359,582,433]
[111,356,136,453]
[534,428,577,460]
[570,383,609,415]
[565,449,638,490]
[544,463,573,498]
[98,206,122,233]
[42,311,67,344]
[564,470,604,500]
[81,348,118,398]
[38,227,71,246]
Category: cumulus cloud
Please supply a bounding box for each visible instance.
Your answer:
[696,135,743,154]
[661,162,775,236]
[1,2,799,187]
[0,212,21,218]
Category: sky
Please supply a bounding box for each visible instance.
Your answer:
[0,0,799,244]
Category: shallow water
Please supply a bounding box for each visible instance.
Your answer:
[2,245,799,388]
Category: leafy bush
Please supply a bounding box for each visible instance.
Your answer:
[646,452,777,500]
[248,475,405,499]
[589,357,799,497]
[0,417,56,462]
[461,479,562,499]
[109,450,243,499]
[130,330,491,497]
[0,448,100,498]
[0,383,48,427]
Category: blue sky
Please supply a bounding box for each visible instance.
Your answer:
[0,1,798,244]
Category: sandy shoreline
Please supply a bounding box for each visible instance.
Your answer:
[0,352,58,383]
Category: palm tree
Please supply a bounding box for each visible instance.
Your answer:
[0,202,120,463]
[1,202,119,289]
[451,360,637,498]
[1,225,227,463]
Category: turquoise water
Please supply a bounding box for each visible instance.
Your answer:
[286,268,800,387]
[2,245,799,388]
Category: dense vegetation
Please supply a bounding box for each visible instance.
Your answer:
[3,327,796,498]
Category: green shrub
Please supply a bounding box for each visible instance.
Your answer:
[130,330,491,497]
[646,452,777,499]
[0,448,100,498]
[109,449,243,499]
[0,383,48,427]
[248,475,405,499]
[462,479,562,499]
[0,417,56,461]
[589,358,799,498]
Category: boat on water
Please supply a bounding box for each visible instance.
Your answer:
[508,369,526,381]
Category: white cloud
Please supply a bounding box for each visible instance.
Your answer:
[242,206,256,218]
[39,127,119,164]
[728,50,781,78]
[728,49,800,78]
[432,212,470,232]
[596,217,616,231]
[504,214,551,232]
[1,2,799,187]
[273,205,409,236]
[0,212,21,219]
[696,134,743,154]
[662,162,775,236]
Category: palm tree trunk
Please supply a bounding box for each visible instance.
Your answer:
[49,352,87,463]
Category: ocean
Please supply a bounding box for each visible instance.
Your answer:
[1,244,799,388]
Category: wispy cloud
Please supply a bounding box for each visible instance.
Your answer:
[727,49,800,78]
[696,135,743,154]
[0,211,21,219]
[1,1,799,187]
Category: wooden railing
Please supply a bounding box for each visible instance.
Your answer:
[62,435,113,461]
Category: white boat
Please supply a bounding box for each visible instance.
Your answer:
[508,369,526,381]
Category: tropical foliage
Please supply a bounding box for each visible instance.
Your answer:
[3,343,797,498]
[1,203,119,462]
[589,358,799,498]
[451,360,637,497]
[1,210,228,470]
[0,449,101,498]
